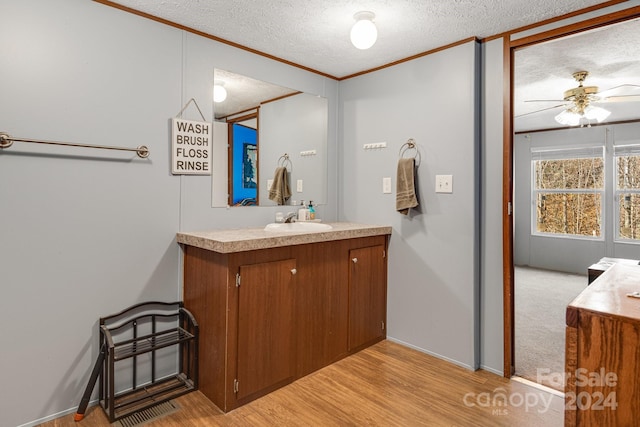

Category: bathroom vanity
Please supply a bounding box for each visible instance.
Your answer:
[177,222,391,412]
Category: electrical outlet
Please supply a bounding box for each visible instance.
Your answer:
[435,175,453,193]
[383,177,392,194]
[297,179,303,192]
[267,179,273,190]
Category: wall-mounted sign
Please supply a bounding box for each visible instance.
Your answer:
[171,118,212,175]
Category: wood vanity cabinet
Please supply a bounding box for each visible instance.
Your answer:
[348,244,387,351]
[181,233,389,412]
[236,258,296,402]
[565,263,640,426]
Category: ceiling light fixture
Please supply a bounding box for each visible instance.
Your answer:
[350,11,377,50]
[213,82,227,103]
[554,104,611,126]
[554,109,582,126]
[583,105,611,122]
[554,71,611,126]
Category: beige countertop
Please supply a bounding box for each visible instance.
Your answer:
[176,222,392,253]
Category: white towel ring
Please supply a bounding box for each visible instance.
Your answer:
[399,139,421,167]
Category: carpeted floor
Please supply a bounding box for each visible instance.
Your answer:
[514,266,588,390]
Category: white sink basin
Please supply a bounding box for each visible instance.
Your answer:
[264,222,333,232]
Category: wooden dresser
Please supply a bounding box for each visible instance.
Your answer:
[565,263,640,426]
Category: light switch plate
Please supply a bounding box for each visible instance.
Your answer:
[296,179,303,192]
[267,179,273,190]
[383,177,392,194]
[435,175,453,193]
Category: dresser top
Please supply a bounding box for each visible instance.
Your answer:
[568,263,640,325]
[177,222,391,253]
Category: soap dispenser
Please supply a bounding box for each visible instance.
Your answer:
[308,201,316,220]
[298,200,308,222]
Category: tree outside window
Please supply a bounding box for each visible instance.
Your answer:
[532,147,604,238]
[615,145,640,241]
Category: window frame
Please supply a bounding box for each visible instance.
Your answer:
[530,145,605,241]
[614,143,640,244]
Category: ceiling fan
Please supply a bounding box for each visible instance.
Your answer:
[520,71,640,126]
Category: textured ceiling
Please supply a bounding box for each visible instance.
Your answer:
[107,0,612,78]
[213,69,298,119]
[514,17,640,131]
[103,0,639,130]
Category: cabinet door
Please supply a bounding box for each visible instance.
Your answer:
[236,258,296,401]
[348,245,386,350]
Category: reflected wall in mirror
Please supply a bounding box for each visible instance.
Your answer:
[212,69,328,208]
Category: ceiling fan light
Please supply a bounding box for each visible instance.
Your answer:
[583,105,611,122]
[350,11,377,50]
[555,109,581,126]
[213,84,227,103]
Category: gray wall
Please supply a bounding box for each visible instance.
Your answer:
[0,1,338,426]
[338,41,481,369]
[480,38,507,374]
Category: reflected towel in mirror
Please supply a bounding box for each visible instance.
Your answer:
[396,158,418,215]
[268,166,291,205]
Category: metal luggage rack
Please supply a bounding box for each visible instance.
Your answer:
[76,301,199,423]
[109,326,194,360]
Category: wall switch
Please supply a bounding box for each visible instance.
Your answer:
[383,177,392,194]
[267,179,273,190]
[435,175,453,193]
[296,179,303,192]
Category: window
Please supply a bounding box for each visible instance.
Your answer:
[615,145,640,241]
[532,146,604,238]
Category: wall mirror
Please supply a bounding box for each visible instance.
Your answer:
[211,69,328,208]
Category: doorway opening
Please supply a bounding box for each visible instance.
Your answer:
[227,112,259,206]
[504,9,640,385]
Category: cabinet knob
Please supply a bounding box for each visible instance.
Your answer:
[291,268,297,275]
[352,258,358,263]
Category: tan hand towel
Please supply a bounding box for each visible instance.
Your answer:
[396,158,418,215]
[268,167,291,205]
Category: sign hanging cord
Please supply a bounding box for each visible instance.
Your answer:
[176,98,207,122]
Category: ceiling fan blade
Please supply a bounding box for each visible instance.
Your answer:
[515,104,566,118]
[597,84,640,98]
[524,99,565,103]
[602,94,640,103]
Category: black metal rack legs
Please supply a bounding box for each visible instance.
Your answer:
[75,301,198,422]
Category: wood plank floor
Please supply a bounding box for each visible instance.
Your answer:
[41,341,563,427]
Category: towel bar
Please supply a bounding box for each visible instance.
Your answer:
[0,132,150,158]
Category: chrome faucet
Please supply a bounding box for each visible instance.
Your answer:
[283,212,297,223]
